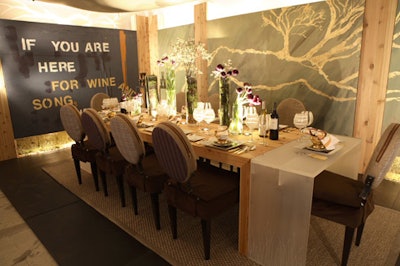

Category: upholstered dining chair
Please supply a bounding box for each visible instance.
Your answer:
[81,108,128,207]
[151,121,240,260]
[90,92,109,111]
[311,123,400,266]
[110,114,168,230]
[276,98,306,127]
[59,104,99,190]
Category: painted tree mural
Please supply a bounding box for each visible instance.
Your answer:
[206,0,365,135]
[384,1,400,130]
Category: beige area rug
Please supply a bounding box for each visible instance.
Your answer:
[42,160,400,266]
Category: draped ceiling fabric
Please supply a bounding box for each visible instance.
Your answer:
[35,0,198,13]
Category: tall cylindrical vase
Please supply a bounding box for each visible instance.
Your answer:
[229,101,243,134]
[186,76,197,124]
[219,78,230,126]
[166,69,176,116]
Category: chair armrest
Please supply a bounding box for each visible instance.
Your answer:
[359,175,374,206]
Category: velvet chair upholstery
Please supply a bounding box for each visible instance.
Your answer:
[81,108,128,207]
[59,104,99,191]
[90,92,109,111]
[110,114,168,229]
[276,98,306,127]
[151,121,240,260]
[312,123,400,266]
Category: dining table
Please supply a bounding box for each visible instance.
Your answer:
[107,111,362,265]
[133,114,300,254]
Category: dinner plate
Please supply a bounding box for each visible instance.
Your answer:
[213,140,233,147]
[203,140,242,151]
[304,146,334,154]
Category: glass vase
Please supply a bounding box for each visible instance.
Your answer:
[219,77,230,126]
[166,69,176,116]
[229,101,244,134]
[186,76,198,124]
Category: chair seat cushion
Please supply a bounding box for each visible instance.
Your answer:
[313,171,364,208]
[164,164,240,220]
[71,140,98,163]
[312,196,374,228]
[96,146,127,176]
[124,153,168,193]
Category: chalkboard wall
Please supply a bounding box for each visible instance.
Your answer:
[0,19,139,138]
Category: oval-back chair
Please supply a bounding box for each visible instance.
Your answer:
[152,121,240,260]
[59,104,99,191]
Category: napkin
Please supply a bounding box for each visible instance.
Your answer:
[303,127,340,150]
[320,133,340,150]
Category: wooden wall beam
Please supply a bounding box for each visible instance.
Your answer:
[136,15,158,76]
[354,0,398,172]
[0,59,17,161]
[194,3,208,102]
[136,15,150,75]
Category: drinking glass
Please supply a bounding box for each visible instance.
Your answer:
[244,106,259,143]
[293,111,313,141]
[202,102,216,133]
[193,102,205,127]
[258,113,269,146]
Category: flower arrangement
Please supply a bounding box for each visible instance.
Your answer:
[157,56,177,115]
[212,60,239,126]
[235,83,261,106]
[170,38,210,78]
[212,60,239,79]
[157,55,177,91]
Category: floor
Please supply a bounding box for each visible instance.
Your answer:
[0,148,170,266]
[0,147,399,266]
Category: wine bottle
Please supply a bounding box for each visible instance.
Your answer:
[159,71,166,101]
[269,102,279,140]
[258,101,268,138]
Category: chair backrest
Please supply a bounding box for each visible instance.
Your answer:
[60,104,85,143]
[152,121,197,183]
[363,123,400,189]
[110,114,145,165]
[276,98,306,127]
[90,92,110,111]
[81,108,111,153]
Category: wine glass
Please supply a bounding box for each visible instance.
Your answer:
[202,102,216,133]
[244,106,259,143]
[193,102,205,127]
[258,113,269,146]
[293,111,313,141]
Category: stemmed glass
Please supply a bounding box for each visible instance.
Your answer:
[258,113,269,146]
[193,102,205,128]
[293,111,313,142]
[244,106,259,143]
[202,102,216,133]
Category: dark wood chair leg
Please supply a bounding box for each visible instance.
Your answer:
[355,223,365,246]
[150,193,161,230]
[90,162,99,191]
[99,170,108,196]
[116,174,125,207]
[201,219,211,260]
[168,205,177,239]
[342,226,355,266]
[73,159,82,184]
[130,186,138,215]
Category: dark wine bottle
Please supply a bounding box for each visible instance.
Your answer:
[269,102,279,140]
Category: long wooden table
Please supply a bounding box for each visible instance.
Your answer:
[136,117,300,256]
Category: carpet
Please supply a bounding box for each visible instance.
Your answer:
[42,160,400,266]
